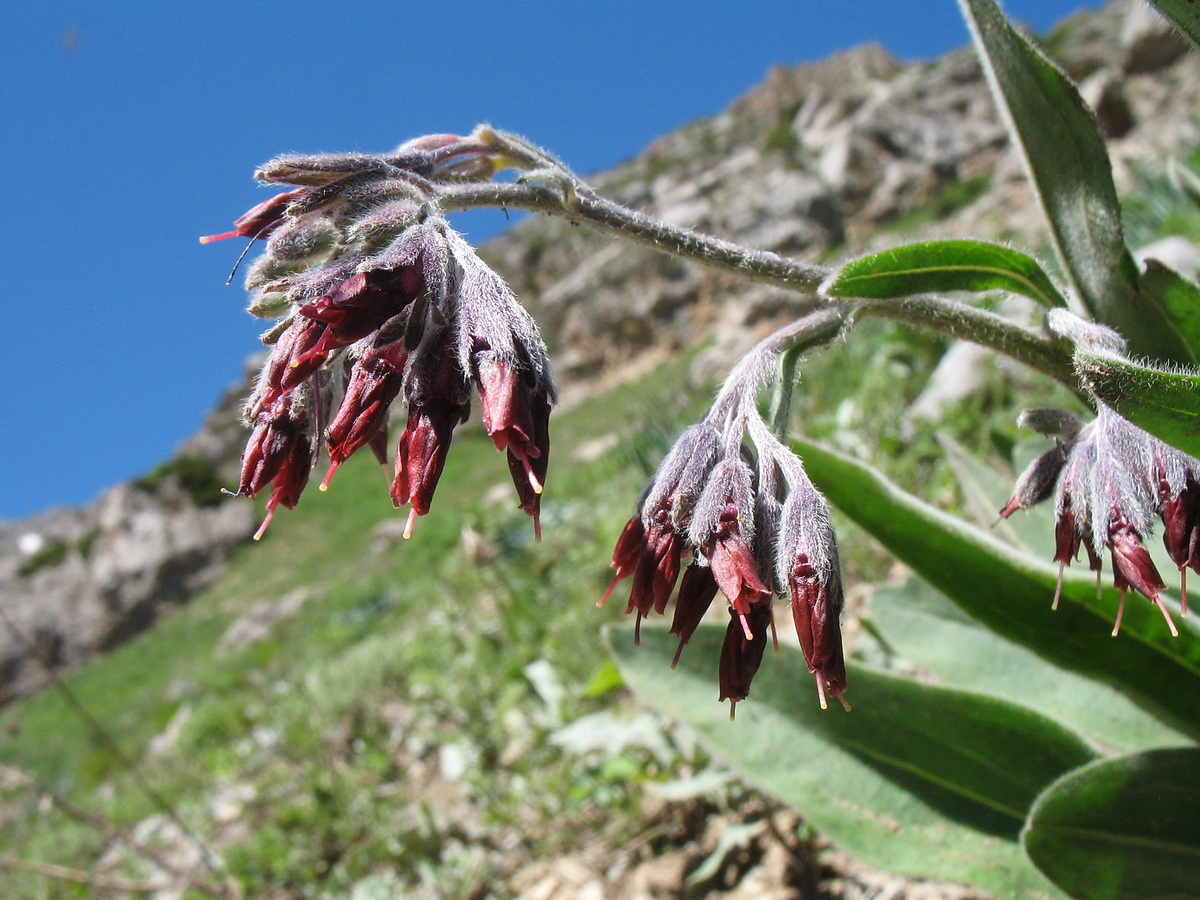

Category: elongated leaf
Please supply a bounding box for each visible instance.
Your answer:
[792,437,1200,740]
[821,240,1067,308]
[1146,1,1200,54]
[870,576,1189,753]
[958,0,1190,362]
[608,624,1082,899]
[1023,748,1200,900]
[1137,260,1200,367]
[1074,350,1200,459]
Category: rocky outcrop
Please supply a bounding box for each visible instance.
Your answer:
[0,386,256,703]
[4,0,1199,703]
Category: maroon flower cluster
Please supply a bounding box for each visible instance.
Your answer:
[204,139,554,540]
[602,414,848,717]
[1001,404,1197,635]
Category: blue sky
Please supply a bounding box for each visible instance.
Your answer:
[2,0,1095,520]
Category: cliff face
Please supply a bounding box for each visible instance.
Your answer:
[3,0,1197,702]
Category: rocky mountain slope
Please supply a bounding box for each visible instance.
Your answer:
[3,0,1198,705]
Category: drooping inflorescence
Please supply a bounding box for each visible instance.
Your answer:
[601,332,850,716]
[203,135,555,541]
[1001,403,1199,636]
[1000,314,1200,636]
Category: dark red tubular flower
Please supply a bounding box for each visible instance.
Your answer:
[775,475,850,709]
[1051,492,1102,610]
[788,552,848,710]
[718,603,774,720]
[599,515,646,607]
[251,316,329,416]
[1156,455,1200,615]
[200,189,306,244]
[599,510,688,641]
[320,339,409,490]
[600,424,721,618]
[475,358,552,497]
[704,503,773,642]
[258,436,314,540]
[626,510,686,641]
[293,269,421,376]
[389,333,471,538]
[236,393,315,540]
[504,385,552,540]
[1108,515,1172,636]
[668,563,720,668]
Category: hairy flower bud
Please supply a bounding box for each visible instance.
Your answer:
[778,481,848,710]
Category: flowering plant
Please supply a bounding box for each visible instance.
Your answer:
[205,0,1200,896]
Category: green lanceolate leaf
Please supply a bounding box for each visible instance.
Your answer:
[1136,260,1200,367]
[870,576,1189,754]
[1074,350,1200,459]
[608,623,1083,899]
[821,240,1068,308]
[1023,748,1200,900]
[792,437,1200,741]
[957,0,1190,362]
[1145,1,1200,54]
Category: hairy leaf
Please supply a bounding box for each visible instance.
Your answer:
[792,436,1200,741]
[870,576,1189,753]
[1136,260,1200,367]
[821,240,1067,308]
[958,0,1189,361]
[1145,1,1200,54]
[1074,350,1200,459]
[1023,748,1200,900]
[608,623,1083,899]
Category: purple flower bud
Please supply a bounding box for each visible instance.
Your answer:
[999,444,1067,519]
[255,153,389,186]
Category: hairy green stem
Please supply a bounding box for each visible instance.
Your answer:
[438,181,1078,389]
[771,345,804,437]
[439,181,828,292]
